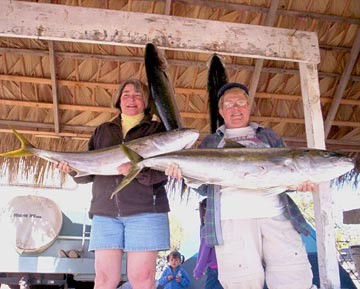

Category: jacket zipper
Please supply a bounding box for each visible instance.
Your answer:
[114,178,121,216]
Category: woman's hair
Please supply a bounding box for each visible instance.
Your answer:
[114,78,150,110]
[166,251,185,263]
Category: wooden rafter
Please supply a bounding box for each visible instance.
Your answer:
[0,47,358,81]
[324,27,360,137]
[174,0,360,24]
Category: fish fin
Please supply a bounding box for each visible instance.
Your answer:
[267,155,291,165]
[121,144,144,164]
[73,170,92,178]
[165,178,191,200]
[223,139,246,148]
[110,145,144,199]
[0,128,34,158]
[262,187,296,196]
[183,177,203,189]
[166,177,185,194]
[110,166,141,199]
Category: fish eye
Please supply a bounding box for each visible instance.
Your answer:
[321,151,330,158]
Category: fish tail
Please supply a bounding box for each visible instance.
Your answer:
[0,129,34,158]
[334,155,360,188]
[110,145,144,199]
[145,42,183,130]
[207,53,228,133]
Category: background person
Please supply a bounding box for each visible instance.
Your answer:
[56,78,170,289]
[158,251,190,289]
[166,82,317,289]
[193,198,223,289]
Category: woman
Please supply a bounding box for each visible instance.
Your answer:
[57,78,170,289]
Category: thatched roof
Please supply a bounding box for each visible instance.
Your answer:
[0,0,359,185]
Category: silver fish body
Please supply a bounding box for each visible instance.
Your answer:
[1,128,199,177]
[129,147,355,191]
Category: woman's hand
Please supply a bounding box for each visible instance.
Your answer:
[55,160,73,173]
[117,162,132,176]
[165,163,182,179]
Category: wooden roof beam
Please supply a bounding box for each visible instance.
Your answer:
[248,0,279,108]
[0,0,320,63]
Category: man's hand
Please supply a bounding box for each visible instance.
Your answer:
[165,163,182,179]
[297,180,318,193]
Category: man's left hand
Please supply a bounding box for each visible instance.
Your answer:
[297,181,318,193]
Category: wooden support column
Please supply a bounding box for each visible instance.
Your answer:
[299,62,340,289]
[48,41,60,134]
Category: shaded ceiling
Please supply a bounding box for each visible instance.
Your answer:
[0,0,359,183]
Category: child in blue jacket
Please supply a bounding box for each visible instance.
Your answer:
[158,251,190,289]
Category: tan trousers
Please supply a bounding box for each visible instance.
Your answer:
[215,215,314,289]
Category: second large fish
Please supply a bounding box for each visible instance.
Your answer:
[114,146,355,197]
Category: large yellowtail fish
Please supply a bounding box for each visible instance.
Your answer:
[0,128,199,177]
[145,43,183,130]
[113,146,355,198]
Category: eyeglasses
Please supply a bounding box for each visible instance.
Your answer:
[223,100,248,109]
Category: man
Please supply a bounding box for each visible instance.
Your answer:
[166,82,317,289]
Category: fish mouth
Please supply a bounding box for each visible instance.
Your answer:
[336,157,355,165]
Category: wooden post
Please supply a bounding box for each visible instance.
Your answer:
[299,62,340,289]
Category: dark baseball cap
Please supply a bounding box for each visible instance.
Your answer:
[217,82,249,99]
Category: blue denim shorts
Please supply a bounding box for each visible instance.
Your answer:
[88,213,170,252]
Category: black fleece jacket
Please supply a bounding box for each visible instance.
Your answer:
[72,114,170,217]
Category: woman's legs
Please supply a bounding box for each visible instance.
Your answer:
[127,250,158,289]
[94,249,123,289]
[122,213,169,289]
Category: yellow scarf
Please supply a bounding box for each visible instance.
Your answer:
[121,113,144,137]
